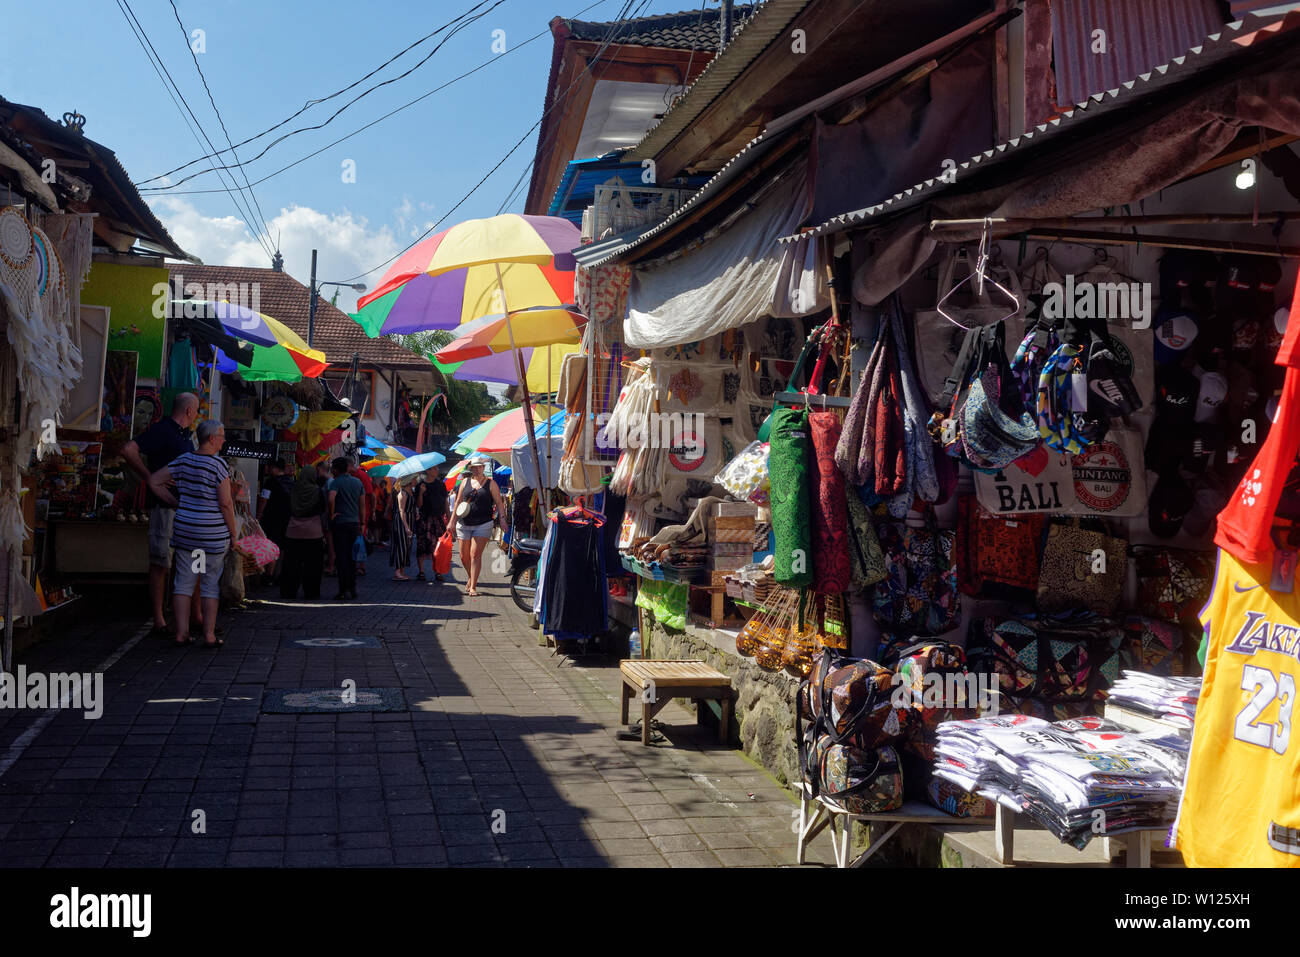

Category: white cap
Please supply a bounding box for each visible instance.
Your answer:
[1194,371,1227,422]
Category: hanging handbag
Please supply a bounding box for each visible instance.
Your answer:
[872,508,961,637]
[1131,546,1215,633]
[959,321,1041,471]
[1035,517,1127,616]
[959,493,1047,597]
[809,410,850,595]
[845,489,886,590]
[769,405,814,588]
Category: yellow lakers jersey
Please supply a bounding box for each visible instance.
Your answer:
[1175,549,1300,866]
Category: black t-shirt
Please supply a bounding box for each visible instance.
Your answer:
[419,480,448,520]
[135,418,195,507]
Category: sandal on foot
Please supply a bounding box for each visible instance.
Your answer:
[201,638,224,650]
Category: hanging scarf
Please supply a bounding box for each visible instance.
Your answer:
[290,466,323,517]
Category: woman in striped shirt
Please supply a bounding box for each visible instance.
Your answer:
[149,419,245,648]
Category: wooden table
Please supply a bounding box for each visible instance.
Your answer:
[619,659,733,745]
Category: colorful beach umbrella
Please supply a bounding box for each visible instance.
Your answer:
[180,300,328,382]
[434,307,586,364]
[352,215,580,336]
[433,342,580,394]
[353,260,577,337]
[453,405,562,463]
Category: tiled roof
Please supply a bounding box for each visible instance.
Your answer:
[165,264,428,370]
[561,4,755,50]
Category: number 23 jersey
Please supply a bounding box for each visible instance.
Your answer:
[1175,549,1300,866]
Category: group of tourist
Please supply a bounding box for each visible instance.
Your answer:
[120,393,510,646]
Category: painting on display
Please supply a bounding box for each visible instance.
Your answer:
[79,261,168,380]
[36,441,104,520]
[99,351,139,509]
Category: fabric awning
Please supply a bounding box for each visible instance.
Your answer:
[623,158,827,349]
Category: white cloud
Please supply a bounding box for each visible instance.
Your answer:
[149,197,402,313]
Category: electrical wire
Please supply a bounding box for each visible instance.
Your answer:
[137,0,499,186]
[340,0,650,284]
[141,0,506,191]
[114,0,275,259]
[139,0,617,200]
[166,0,274,248]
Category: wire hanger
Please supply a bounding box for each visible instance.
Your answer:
[937,219,1021,330]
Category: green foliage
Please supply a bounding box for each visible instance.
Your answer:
[388,330,507,432]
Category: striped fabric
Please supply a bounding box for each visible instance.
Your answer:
[169,452,232,553]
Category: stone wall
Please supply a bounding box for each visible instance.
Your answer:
[646,619,802,786]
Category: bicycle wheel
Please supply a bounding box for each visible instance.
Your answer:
[510,564,538,613]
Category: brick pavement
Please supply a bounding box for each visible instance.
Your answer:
[0,544,830,867]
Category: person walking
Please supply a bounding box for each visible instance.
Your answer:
[148,419,244,648]
[315,463,336,575]
[256,458,292,584]
[121,392,198,637]
[450,457,504,596]
[415,466,449,582]
[328,457,365,600]
[280,466,327,599]
[389,477,414,581]
[348,460,374,577]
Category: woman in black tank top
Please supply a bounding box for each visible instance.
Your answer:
[450,458,504,596]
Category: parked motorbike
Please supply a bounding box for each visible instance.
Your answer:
[509,536,544,613]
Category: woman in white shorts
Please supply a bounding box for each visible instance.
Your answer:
[450,457,504,596]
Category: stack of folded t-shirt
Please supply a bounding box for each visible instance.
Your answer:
[933,714,1184,849]
[1106,671,1201,729]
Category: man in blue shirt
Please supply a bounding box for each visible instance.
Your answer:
[121,393,199,636]
[327,456,366,600]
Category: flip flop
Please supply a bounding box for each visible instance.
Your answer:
[201,638,224,650]
[174,636,195,646]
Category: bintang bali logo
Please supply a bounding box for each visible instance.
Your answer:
[1072,440,1133,512]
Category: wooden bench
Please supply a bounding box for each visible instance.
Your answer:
[619,659,733,746]
[796,783,978,867]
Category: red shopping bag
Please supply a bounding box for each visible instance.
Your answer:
[434,530,454,576]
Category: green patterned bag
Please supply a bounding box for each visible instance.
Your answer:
[769,406,813,587]
[846,491,886,589]
[807,738,904,813]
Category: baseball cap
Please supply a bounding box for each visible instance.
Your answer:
[1153,307,1199,364]
[1183,475,1230,538]
[1194,370,1228,423]
[1181,422,1222,476]
[1155,365,1200,422]
[1148,476,1196,539]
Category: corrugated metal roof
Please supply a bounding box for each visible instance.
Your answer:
[782,11,1300,243]
[1051,0,1225,107]
[1230,1,1300,16]
[628,0,813,161]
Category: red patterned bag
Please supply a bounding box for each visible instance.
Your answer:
[963,495,1046,596]
[809,411,850,594]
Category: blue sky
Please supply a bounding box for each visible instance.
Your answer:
[1,0,699,311]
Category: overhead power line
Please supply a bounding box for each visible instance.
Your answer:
[166,0,274,248]
[139,0,506,191]
[114,0,275,259]
[342,0,650,285]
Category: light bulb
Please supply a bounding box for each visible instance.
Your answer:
[1236,158,1256,190]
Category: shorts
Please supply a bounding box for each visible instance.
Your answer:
[148,506,174,567]
[457,520,494,541]
[172,549,228,600]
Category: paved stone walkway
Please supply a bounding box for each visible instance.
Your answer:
[0,544,830,867]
